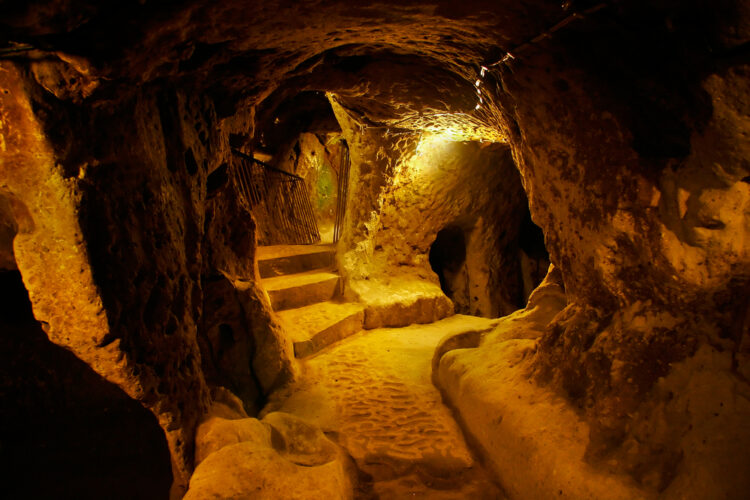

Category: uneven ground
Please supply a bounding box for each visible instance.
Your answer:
[266,315,505,499]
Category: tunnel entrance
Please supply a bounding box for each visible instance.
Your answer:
[0,270,173,499]
[277,133,349,243]
[518,209,551,301]
[253,91,348,244]
[429,225,467,304]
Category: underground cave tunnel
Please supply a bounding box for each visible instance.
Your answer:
[1,1,749,499]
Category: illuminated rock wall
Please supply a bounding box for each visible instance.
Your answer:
[0,62,296,495]
[373,137,530,317]
[498,8,750,481]
[329,102,453,327]
[436,3,750,497]
[330,98,546,321]
[0,64,211,493]
[1,1,748,498]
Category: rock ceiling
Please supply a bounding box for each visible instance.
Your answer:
[0,0,569,138]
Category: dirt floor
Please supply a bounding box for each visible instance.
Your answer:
[265,315,505,499]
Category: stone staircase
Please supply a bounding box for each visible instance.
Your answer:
[258,244,365,358]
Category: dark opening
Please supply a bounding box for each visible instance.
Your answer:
[254,91,342,155]
[429,225,467,298]
[184,147,199,176]
[518,209,549,261]
[218,323,235,355]
[206,162,229,198]
[517,209,551,300]
[0,271,173,500]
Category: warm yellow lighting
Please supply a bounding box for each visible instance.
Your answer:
[328,92,507,143]
[415,132,455,155]
[391,128,489,188]
[401,132,460,180]
[392,112,506,143]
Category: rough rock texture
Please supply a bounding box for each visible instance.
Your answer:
[187,401,356,500]
[0,63,212,492]
[487,4,750,493]
[201,179,298,414]
[436,266,750,499]
[2,62,206,491]
[72,86,216,492]
[0,0,560,134]
[1,52,299,495]
[330,100,453,326]
[200,276,264,414]
[350,277,454,330]
[331,100,539,324]
[0,194,18,271]
[1,0,749,498]
[373,139,530,317]
[435,267,643,499]
[0,61,285,495]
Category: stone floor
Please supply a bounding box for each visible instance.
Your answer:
[266,315,505,499]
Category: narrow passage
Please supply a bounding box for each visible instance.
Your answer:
[269,315,505,499]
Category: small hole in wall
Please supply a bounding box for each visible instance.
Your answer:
[518,210,549,261]
[207,163,229,198]
[429,225,466,299]
[219,324,235,353]
[184,148,199,176]
[518,209,551,301]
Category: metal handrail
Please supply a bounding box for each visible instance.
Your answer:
[231,149,321,245]
[232,149,304,180]
[333,141,350,243]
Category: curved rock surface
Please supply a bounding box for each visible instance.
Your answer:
[188,404,355,500]
[0,0,748,498]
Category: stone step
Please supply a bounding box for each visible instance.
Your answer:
[257,244,335,278]
[263,270,340,311]
[277,301,366,358]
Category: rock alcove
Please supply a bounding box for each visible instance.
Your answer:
[0,1,749,499]
[429,224,468,308]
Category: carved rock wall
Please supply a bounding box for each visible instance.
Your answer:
[201,171,298,415]
[0,61,291,495]
[1,1,749,497]
[373,139,529,317]
[474,2,750,493]
[331,99,541,323]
